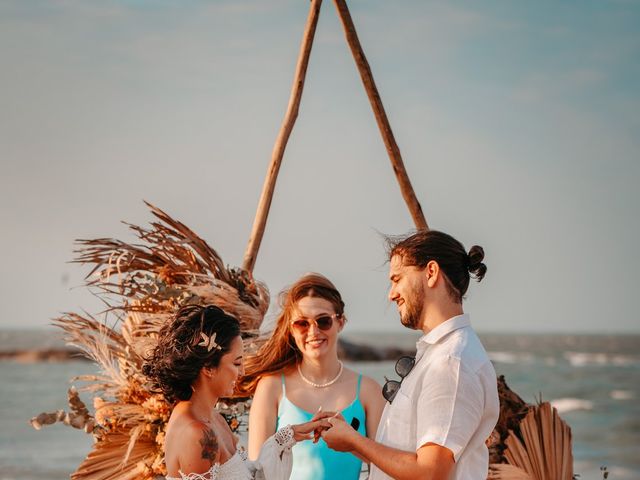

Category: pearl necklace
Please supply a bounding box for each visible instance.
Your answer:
[297,361,343,388]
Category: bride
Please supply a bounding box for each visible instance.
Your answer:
[143,305,329,480]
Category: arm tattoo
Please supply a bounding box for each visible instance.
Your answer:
[200,428,219,462]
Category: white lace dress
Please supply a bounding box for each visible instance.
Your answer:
[166,425,295,480]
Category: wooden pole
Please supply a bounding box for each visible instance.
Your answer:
[242,0,323,273]
[332,0,428,231]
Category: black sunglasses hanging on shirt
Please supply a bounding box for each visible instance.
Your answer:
[382,355,415,403]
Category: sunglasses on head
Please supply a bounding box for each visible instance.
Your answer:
[290,313,341,333]
[382,355,415,403]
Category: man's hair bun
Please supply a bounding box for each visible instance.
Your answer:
[467,245,487,282]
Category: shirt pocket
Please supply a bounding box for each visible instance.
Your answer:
[384,391,414,450]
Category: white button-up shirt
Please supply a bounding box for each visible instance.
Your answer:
[369,314,499,480]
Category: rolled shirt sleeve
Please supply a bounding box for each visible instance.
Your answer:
[416,354,484,461]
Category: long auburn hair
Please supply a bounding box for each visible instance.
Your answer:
[237,273,345,397]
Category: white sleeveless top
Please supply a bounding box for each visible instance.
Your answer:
[166,425,295,480]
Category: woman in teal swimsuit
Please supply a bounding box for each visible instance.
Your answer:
[239,274,386,480]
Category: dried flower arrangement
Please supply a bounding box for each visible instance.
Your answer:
[31,203,268,480]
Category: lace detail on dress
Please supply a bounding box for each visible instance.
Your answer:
[166,451,251,480]
[166,428,295,480]
[237,445,248,461]
[273,425,295,450]
[167,464,221,480]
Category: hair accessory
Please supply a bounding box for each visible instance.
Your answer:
[197,332,222,352]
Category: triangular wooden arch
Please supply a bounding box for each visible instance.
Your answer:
[242,0,428,273]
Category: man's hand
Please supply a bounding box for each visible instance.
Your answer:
[309,409,340,443]
[320,415,360,452]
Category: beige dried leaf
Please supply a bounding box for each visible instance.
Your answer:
[500,402,573,480]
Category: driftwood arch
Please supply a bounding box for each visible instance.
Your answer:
[242,0,427,273]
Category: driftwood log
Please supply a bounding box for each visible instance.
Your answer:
[332,0,428,231]
[242,0,323,273]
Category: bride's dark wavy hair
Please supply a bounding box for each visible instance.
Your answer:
[142,304,240,402]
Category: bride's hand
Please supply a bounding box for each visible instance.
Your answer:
[311,407,342,443]
[309,410,343,443]
[291,419,332,442]
[311,409,339,422]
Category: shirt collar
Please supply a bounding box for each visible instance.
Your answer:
[416,313,471,349]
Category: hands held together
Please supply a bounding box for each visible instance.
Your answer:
[291,409,360,452]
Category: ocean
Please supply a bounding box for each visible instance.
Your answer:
[1,330,639,480]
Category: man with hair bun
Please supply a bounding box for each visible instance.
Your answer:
[321,230,499,480]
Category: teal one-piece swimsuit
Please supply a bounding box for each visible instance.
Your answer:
[276,374,367,480]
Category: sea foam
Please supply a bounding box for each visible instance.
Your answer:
[550,397,594,413]
[488,351,534,364]
[564,351,639,367]
[610,390,634,400]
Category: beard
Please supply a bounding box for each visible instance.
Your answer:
[399,282,425,330]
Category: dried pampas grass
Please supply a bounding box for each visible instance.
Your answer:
[31,203,269,480]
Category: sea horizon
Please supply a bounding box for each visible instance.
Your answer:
[1,330,639,479]
[3,324,640,334]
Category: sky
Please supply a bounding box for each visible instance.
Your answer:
[1,0,639,333]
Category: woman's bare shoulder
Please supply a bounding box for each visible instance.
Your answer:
[341,366,379,387]
[254,371,286,401]
[165,415,222,473]
[360,374,382,389]
[181,421,222,461]
[339,368,380,395]
[358,374,384,401]
[257,371,283,383]
[170,412,217,442]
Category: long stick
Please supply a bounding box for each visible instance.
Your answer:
[332,0,428,231]
[242,0,323,273]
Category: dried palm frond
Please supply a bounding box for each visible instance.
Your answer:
[31,203,269,480]
[488,402,573,480]
[74,202,268,328]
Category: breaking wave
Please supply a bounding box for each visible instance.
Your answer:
[550,397,594,413]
